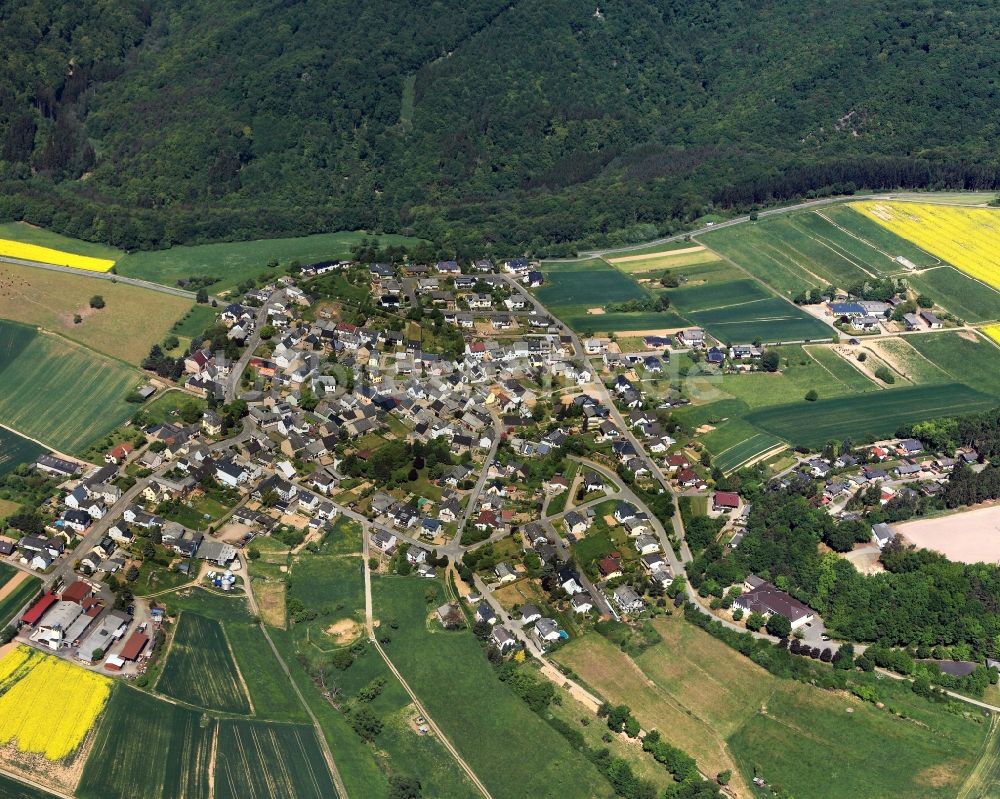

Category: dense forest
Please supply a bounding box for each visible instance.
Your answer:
[3,0,1000,253]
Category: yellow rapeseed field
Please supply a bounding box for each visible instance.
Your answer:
[0,239,115,272]
[854,201,1000,290]
[0,646,111,760]
[981,324,1000,346]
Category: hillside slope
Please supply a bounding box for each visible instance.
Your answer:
[2,0,999,254]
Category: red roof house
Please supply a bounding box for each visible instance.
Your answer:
[61,580,93,604]
[119,631,150,662]
[713,492,740,511]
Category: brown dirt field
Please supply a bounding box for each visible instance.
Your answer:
[0,570,30,601]
[493,579,546,612]
[587,307,606,315]
[325,618,362,644]
[215,521,253,543]
[958,329,979,342]
[0,262,193,364]
[594,327,687,338]
[896,505,1000,564]
[256,581,287,628]
[915,761,965,788]
[608,246,706,264]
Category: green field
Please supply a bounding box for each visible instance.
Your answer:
[157,612,252,714]
[0,571,40,628]
[746,383,996,448]
[171,304,220,338]
[556,612,988,799]
[77,685,213,799]
[0,774,60,799]
[668,278,773,314]
[803,345,881,392]
[141,389,206,425]
[560,309,688,333]
[712,431,786,474]
[867,338,951,385]
[907,267,1000,323]
[286,550,366,650]
[538,259,647,307]
[958,720,1000,799]
[116,231,422,294]
[224,621,309,722]
[0,426,46,477]
[0,322,139,453]
[823,205,941,267]
[373,576,615,799]
[214,720,338,799]
[907,332,1000,395]
[0,222,123,261]
[687,297,832,344]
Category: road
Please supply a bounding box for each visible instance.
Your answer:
[224,290,281,402]
[453,414,502,549]
[0,255,197,299]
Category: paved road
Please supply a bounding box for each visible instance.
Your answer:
[225,290,281,402]
[454,415,502,548]
[0,255,197,299]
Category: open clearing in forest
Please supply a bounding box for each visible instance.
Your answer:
[896,505,1000,565]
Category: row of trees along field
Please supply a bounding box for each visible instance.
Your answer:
[4,1,1000,254]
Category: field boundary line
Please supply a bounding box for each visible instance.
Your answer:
[957,713,999,799]
[362,527,493,799]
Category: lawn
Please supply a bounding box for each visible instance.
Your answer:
[866,337,952,385]
[0,322,140,453]
[141,389,206,425]
[0,261,191,363]
[77,685,213,799]
[746,383,996,449]
[157,612,252,714]
[171,303,220,339]
[907,331,1000,396]
[0,426,46,477]
[214,720,339,799]
[372,575,616,799]
[116,231,422,294]
[557,612,988,799]
[907,267,1000,323]
[0,573,41,628]
[286,551,366,651]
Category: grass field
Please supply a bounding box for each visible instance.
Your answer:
[958,718,1000,799]
[557,612,988,799]
[712,431,786,474]
[141,389,205,426]
[286,550,366,651]
[906,332,1000,396]
[0,321,140,453]
[866,337,951,385]
[746,382,996,449]
[0,426,46,477]
[224,621,309,722]
[77,685,213,799]
[560,309,689,333]
[0,261,191,363]
[668,278,772,314]
[116,231,422,294]
[821,205,942,266]
[373,575,615,799]
[855,201,1000,291]
[607,246,722,273]
[157,612,252,714]
[0,573,41,628]
[171,304,219,339]
[214,720,338,799]
[906,267,1000,323]
[803,345,882,392]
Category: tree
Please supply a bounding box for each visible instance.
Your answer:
[874,365,895,384]
[717,770,732,786]
[247,546,261,560]
[761,349,779,372]
[73,314,82,324]
[163,335,180,350]
[92,648,105,661]
[349,705,383,741]
[745,611,766,631]
[765,613,791,638]
[196,288,209,304]
[388,776,422,799]
[89,295,105,309]
[804,389,818,402]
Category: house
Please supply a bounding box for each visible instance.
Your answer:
[436,602,464,629]
[371,529,398,554]
[476,601,498,625]
[920,310,942,329]
[559,565,583,595]
[676,469,700,488]
[215,459,248,487]
[492,626,516,653]
[634,534,660,555]
[494,562,517,584]
[872,522,896,549]
[902,312,922,331]
[896,438,922,456]
[519,604,542,624]
[712,491,740,512]
[598,556,623,580]
[571,594,594,614]
[612,585,645,613]
[35,454,81,478]
[613,502,637,524]
[678,328,705,348]
[105,443,133,465]
[733,576,815,629]
[851,315,881,332]
[564,510,589,536]
[534,618,562,643]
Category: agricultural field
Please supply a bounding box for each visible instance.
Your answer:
[537,259,646,308]
[372,575,616,799]
[746,383,996,449]
[0,427,46,477]
[711,431,786,474]
[606,245,722,274]
[77,685,213,799]
[958,719,1000,799]
[700,211,897,297]
[0,323,140,453]
[556,612,988,799]
[668,278,772,314]
[0,570,40,628]
[286,549,366,651]
[116,231,422,294]
[0,774,58,799]
[0,221,118,272]
[855,201,1000,291]
[224,622,309,722]
[157,612,252,714]
[559,308,688,334]
[214,720,338,799]
[0,261,192,363]
[686,297,832,344]
[0,646,110,760]
[906,332,1000,396]
[865,337,951,385]
[803,345,882,392]
[906,267,1000,323]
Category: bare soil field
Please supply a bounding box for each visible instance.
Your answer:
[896,505,1000,564]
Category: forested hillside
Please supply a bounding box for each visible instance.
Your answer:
[3,0,1000,254]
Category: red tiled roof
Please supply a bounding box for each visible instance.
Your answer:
[713,491,740,509]
[61,581,92,604]
[120,631,149,661]
[22,593,57,626]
